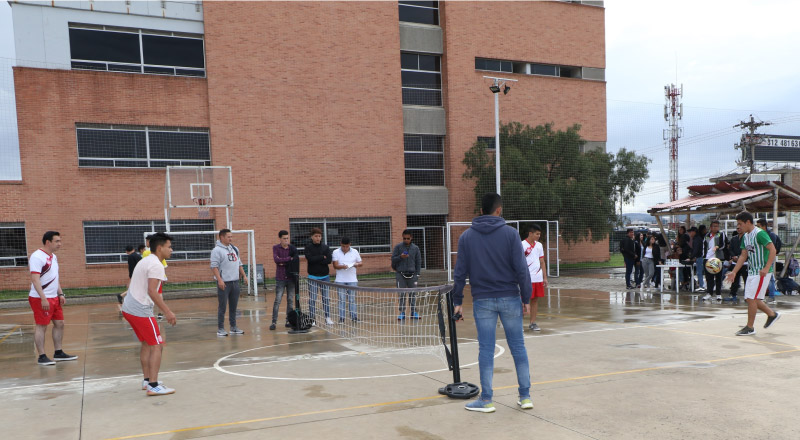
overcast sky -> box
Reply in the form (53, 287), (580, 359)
(2, 0), (800, 212)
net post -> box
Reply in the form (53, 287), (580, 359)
(438, 289), (479, 399)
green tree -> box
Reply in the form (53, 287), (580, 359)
(462, 122), (617, 243)
(610, 147), (651, 222)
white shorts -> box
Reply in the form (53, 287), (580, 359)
(744, 273), (772, 300)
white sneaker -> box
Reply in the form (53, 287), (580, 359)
(701, 294), (711, 300)
(142, 380), (163, 390)
(716, 295), (722, 301)
(147, 384), (175, 396)
(325, 317), (334, 325)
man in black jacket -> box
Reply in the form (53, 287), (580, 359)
(391, 229), (423, 320)
(305, 227), (333, 325)
(620, 229), (636, 289)
(690, 227), (706, 292)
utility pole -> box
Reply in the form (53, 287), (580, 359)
(734, 114), (772, 175)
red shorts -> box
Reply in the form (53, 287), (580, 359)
(29, 297), (63, 325)
(531, 282), (545, 298)
(122, 312), (164, 346)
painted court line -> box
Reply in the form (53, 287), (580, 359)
(0, 325), (21, 344)
(104, 347), (800, 440)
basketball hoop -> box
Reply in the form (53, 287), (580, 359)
(193, 197), (212, 218)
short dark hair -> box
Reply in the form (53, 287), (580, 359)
(710, 220), (720, 226)
(736, 211), (754, 224)
(481, 193), (502, 216)
(528, 224), (541, 235)
(137, 244), (146, 252)
(125, 245), (134, 252)
(340, 236), (351, 245)
(626, 228), (634, 233)
(679, 226), (686, 232)
(219, 228), (232, 237)
(278, 230), (289, 238)
(149, 232), (173, 253)
(756, 218), (767, 226)
(42, 231), (60, 245)
(688, 226), (698, 232)
(402, 229), (413, 237)
(310, 227), (323, 236)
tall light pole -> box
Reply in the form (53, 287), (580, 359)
(484, 76), (517, 195)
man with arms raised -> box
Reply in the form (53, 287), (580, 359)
(453, 193), (532, 413)
(121, 232), (177, 395)
(29, 231), (78, 366)
(725, 212), (781, 336)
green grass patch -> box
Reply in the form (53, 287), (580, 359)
(561, 253), (624, 270)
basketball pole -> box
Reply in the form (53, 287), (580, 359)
(438, 290), (479, 399)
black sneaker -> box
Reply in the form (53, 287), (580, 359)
(38, 355), (55, 366)
(764, 311), (781, 329)
(157, 313), (164, 321)
(269, 323), (276, 330)
(735, 326), (756, 336)
(54, 351), (78, 361)
(285, 321), (291, 328)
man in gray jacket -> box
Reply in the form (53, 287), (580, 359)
(210, 229), (249, 336)
(391, 229), (422, 320)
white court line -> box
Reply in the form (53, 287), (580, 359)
(2, 312), (795, 391)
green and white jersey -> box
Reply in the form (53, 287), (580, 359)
(741, 226), (773, 276)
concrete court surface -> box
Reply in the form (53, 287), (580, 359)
(1, 283), (799, 440)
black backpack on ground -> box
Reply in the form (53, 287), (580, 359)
(287, 309), (313, 330)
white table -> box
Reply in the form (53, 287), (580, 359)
(657, 263), (695, 294)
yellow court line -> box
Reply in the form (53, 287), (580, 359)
(0, 325), (21, 344)
(104, 347), (800, 440)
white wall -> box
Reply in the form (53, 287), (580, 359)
(11, 1), (204, 68)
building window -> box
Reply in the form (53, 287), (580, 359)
(477, 136), (497, 150)
(69, 24), (205, 77)
(398, 1), (439, 25)
(401, 52), (442, 106)
(76, 124), (211, 168)
(290, 218), (392, 254)
(0, 223), (28, 268)
(475, 58), (513, 73)
(404, 134), (444, 186)
(83, 220), (215, 264)
(475, 57), (594, 80)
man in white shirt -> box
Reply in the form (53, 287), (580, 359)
(121, 232), (177, 396)
(29, 231), (78, 366)
(522, 225), (548, 331)
(332, 237), (362, 323)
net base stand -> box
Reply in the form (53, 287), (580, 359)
(288, 328), (310, 334)
(438, 382), (479, 399)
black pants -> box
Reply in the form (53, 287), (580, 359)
(704, 269), (723, 295)
(624, 257), (635, 287)
(217, 281), (241, 329)
(730, 270), (748, 297)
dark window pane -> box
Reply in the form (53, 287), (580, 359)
(71, 61), (107, 71)
(420, 135), (444, 152)
(398, 5), (438, 25)
(142, 35), (205, 69)
(79, 159), (114, 167)
(405, 170), (444, 186)
(401, 53), (418, 70)
(531, 64), (558, 76)
(108, 64), (142, 73)
(402, 88), (442, 106)
(144, 66), (175, 75)
(405, 152), (443, 170)
(401, 71), (441, 89)
(326, 221), (391, 249)
(501, 61), (513, 72)
(478, 136), (497, 149)
(149, 160), (181, 168)
(77, 129), (147, 159)
(399, 1), (438, 7)
(83, 220), (213, 263)
(175, 69), (205, 77)
(69, 29), (141, 64)
(404, 134), (421, 151)
(418, 55), (440, 72)
(0, 226), (27, 258)
(114, 160), (149, 168)
(148, 131), (210, 160)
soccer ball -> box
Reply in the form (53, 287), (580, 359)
(705, 258), (722, 274)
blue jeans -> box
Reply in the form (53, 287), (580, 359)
(308, 276), (331, 318)
(336, 281), (358, 321)
(767, 277), (777, 297)
(472, 297), (531, 402)
(624, 257), (635, 287)
(694, 258), (705, 288)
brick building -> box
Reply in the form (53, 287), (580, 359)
(0, 0), (607, 290)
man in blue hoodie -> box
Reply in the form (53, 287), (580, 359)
(453, 193), (533, 413)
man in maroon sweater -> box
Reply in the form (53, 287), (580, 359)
(270, 230), (296, 330)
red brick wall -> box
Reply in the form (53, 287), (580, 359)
(1, 68), (210, 289)
(202, 1), (407, 278)
(441, 1), (607, 263)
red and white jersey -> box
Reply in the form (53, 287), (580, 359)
(29, 249), (59, 298)
(522, 239), (545, 283)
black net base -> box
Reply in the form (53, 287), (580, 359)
(438, 382), (479, 399)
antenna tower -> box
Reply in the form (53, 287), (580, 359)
(664, 84), (683, 202)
